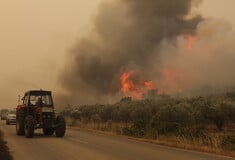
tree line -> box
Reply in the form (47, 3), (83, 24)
(60, 94), (235, 151)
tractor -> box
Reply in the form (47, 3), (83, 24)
(16, 90), (66, 138)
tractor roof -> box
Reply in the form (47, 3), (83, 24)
(25, 90), (52, 96)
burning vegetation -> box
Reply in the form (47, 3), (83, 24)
(58, 1), (235, 154)
(120, 71), (155, 99)
(60, 0), (235, 104)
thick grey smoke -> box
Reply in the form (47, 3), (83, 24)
(60, 0), (203, 104)
(160, 19), (235, 96)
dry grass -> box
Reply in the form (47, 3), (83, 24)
(66, 117), (130, 134)
(66, 118), (235, 158)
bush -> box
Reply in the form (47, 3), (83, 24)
(122, 127), (134, 136)
(71, 110), (81, 120)
(60, 94), (235, 141)
(151, 118), (180, 135)
(122, 119), (149, 137)
(154, 104), (192, 126)
(221, 135), (235, 151)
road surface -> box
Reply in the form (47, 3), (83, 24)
(0, 121), (233, 160)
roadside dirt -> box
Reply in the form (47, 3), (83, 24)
(0, 130), (13, 160)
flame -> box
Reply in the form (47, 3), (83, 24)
(120, 71), (155, 99)
(120, 68), (191, 98)
(120, 71), (141, 99)
(184, 34), (196, 50)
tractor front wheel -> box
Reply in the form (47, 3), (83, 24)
(55, 116), (66, 137)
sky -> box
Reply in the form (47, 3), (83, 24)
(0, 0), (235, 108)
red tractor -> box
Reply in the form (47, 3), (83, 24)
(16, 90), (66, 138)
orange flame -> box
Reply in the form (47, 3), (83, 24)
(120, 71), (155, 99)
(184, 34), (196, 50)
(120, 71), (141, 99)
(120, 68), (191, 98)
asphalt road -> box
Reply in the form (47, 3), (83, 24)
(0, 121), (233, 160)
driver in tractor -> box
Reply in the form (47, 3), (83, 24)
(35, 97), (41, 106)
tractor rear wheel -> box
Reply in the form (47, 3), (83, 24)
(16, 118), (25, 135)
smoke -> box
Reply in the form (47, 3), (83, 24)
(160, 18), (235, 96)
(59, 0), (207, 104)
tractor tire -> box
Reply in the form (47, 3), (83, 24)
(16, 117), (25, 135)
(55, 115), (66, 137)
(16, 110), (25, 136)
(24, 115), (35, 138)
(43, 128), (54, 135)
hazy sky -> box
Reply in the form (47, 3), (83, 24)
(0, 0), (234, 108)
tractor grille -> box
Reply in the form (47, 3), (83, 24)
(42, 112), (54, 128)
(43, 119), (54, 128)
(42, 112), (53, 119)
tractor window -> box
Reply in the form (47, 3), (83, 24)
(29, 95), (53, 106)
(42, 95), (53, 106)
(23, 95), (29, 105)
(29, 95), (39, 105)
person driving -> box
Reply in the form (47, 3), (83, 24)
(36, 97), (42, 106)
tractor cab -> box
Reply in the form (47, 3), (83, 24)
(16, 90), (66, 138)
(22, 90), (53, 107)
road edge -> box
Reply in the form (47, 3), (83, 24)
(0, 129), (13, 160)
(67, 126), (235, 159)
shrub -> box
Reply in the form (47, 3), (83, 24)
(122, 127), (134, 136)
(151, 118), (180, 135)
(221, 135), (235, 151)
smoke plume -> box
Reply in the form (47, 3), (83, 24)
(160, 19), (235, 96)
(60, 0), (235, 104)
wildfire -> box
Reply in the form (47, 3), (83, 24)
(119, 35), (196, 98)
(184, 34), (196, 50)
(120, 71), (140, 95)
(120, 69), (190, 98)
(120, 71), (155, 99)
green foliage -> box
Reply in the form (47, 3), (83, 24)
(122, 127), (134, 136)
(151, 120), (180, 135)
(60, 94), (235, 139)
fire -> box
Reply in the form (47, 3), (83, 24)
(120, 71), (140, 95)
(120, 71), (155, 99)
(184, 34), (196, 50)
(120, 68), (191, 99)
